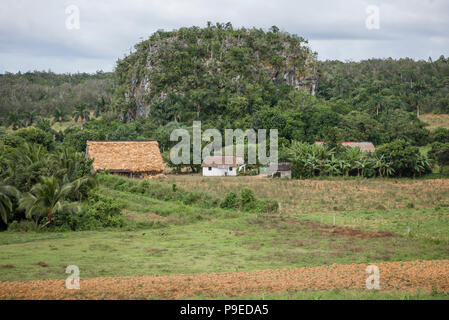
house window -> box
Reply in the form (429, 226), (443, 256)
(229, 167), (233, 171)
(208, 167), (212, 171)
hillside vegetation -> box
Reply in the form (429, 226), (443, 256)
(107, 24), (448, 149)
(318, 58), (449, 116)
(2, 25), (449, 177)
(113, 23), (318, 124)
(1, 24), (449, 151)
(0, 71), (113, 121)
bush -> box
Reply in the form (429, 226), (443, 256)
(63, 127), (105, 152)
(1, 134), (25, 148)
(14, 127), (54, 150)
(220, 188), (278, 213)
(376, 139), (431, 177)
(429, 142), (449, 170)
(53, 191), (126, 230)
(240, 188), (257, 211)
(82, 192), (125, 229)
(220, 192), (239, 210)
(430, 128), (449, 144)
(7, 220), (36, 232)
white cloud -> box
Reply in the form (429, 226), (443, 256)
(0, 0), (448, 73)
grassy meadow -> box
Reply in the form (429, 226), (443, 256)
(1, 174), (449, 299)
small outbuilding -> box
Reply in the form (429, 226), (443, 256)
(202, 156), (244, 177)
(86, 140), (165, 178)
(267, 162), (292, 179)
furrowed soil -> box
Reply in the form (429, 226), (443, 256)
(1, 260), (448, 300)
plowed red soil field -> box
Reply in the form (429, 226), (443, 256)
(1, 260), (448, 299)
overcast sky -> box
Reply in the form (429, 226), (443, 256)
(0, 0), (448, 73)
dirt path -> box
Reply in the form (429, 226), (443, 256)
(1, 260), (448, 299)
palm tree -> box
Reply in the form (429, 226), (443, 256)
(9, 143), (46, 167)
(23, 111), (37, 127)
(6, 111), (21, 130)
(53, 108), (67, 123)
(19, 176), (79, 231)
(94, 97), (106, 118)
(73, 104), (90, 123)
(0, 183), (20, 224)
(72, 175), (98, 201)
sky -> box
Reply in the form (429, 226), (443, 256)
(0, 0), (448, 73)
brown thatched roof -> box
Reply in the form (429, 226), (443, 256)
(202, 156), (244, 168)
(86, 141), (165, 173)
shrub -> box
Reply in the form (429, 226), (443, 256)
(430, 128), (449, 144)
(240, 188), (257, 211)
(63, 127), (105, 152)
(220, 192), (239, 210)
(376, 139), (431, 177)
(261, 199), (279, 213)
(181, 191), (202, 206)
(220, 188), (278, 213)
(429, 142), (449, 170)
(14, 127), (54, 150)
(1, 134), (25, 148)
(7, 220), (35, 232)
(54, 191), (126, 230)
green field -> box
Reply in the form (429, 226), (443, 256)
(1, 175), (449, 300)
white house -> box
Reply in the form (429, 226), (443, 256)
(201, 156), (244, 177)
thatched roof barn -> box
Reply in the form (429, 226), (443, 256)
(86, 141), (165, 177)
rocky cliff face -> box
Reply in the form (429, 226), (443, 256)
(114, 24), (318, 121)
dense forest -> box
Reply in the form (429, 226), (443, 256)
(0, 71), (113, 121)
(318, 58), (449, 115)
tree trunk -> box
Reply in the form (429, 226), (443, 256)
(35, 217), (40, 232)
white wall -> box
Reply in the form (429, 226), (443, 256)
(202, 167), (238, 176)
